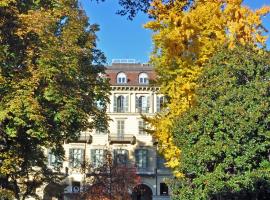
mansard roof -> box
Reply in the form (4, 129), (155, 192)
(105, 63), (156, 86)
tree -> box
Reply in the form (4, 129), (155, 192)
(0, 188), (15, 200)
(93, 0), (152, 20)
(142, 0), (270, 174)
(170, 45), (270, 199)
(81, 150), (141, 200)
(0, 0), (110, 199)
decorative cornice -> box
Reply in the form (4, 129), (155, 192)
(111, 85), (160, 91)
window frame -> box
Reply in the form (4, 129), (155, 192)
(157, 96), (166, 112)
(116, 95), (125, 112)
(48, 150), (62, 168)
(117, 120), (125, 138)
(138, 120), (147, 135)
(137, 95), (149, 113)
(69, 148), (84, 168)
(135, 149), (148, 169)
(91, 149), (105, 168)
(117, 72), (127, 84)
(138, 72), (149, 84)
(114, 149), (128, 166)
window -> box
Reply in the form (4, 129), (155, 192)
(48, 150), (62, 168)
(156, 96), (166, 112)
(135, 149), (148, 169)
(96, 99), (105, 110)
(117, 120), (125, 138)
(69, 148), (84, 168)
(138, 73), (149, 84)
(138, 121), (147, 135)
(95, 129), (106, 134)
(91, 149), (104, 168)
(160, 183), (169, 196)
(136, 96), (150, 113)
(157, 154), (166, 169)
(114, 95), (129, 112)
(114, 149), (128, 166)
(117, 95), (124, 112)
(117, 72), (127, 84)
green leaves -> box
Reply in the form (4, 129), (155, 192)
(172, 45), (270, 199)
(0, 0), (110, 198)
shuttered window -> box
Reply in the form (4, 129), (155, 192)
(114, 95), (129, 112)
(137, 95), (150, 113)
(157, 96), (166, 112)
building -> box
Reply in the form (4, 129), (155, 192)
(43, 60), (172, 200)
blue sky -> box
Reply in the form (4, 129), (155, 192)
(81, 0), (270, 65)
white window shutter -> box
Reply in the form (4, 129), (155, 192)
(113, 95), (117, 112)
(147, 96), (150, 112)
(157, 96), (160, 112)
(136, 96), (139, 109)
(124, 95), (129, 112)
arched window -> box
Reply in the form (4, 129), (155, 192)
(156, 96), (166, 112)
(113, 95), (129, 113)
(138, 73), (149, 84)
(136, 96), (150, 113)
(117, 72), (127, 84)
(117, 95), (125, 112)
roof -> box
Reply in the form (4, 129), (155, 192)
(105, 63), (156, 86)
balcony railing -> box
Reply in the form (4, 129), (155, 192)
(136, 167), (155, 175)
(65, 134), (92, 144)
(109, 134), (136, 145)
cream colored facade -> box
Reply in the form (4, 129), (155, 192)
(43, 62), (172, 200)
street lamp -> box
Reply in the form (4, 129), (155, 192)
(153, 140), (158, 197)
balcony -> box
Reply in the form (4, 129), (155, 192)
(65, 134), (92, 144)
(136, 167), (155, 175)
(109, 134), (136, 145)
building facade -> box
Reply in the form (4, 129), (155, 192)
(43, 61), (171, 200)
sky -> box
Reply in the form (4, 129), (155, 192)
(80, 0), (270, 65)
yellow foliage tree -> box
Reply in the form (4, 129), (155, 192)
(145, 0), (270, 176)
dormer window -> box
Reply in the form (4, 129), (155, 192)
(117, 72), (127, 84)
(139, 73), (149, 84)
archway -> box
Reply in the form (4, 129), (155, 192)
(132, 184), (153, 200)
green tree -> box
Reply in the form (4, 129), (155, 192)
(171, 45), (270, 199)
(0, 0), (110, 199)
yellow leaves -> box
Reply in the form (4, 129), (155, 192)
(17, 9), (58, 39)
(256, 6), (270, 16)
(0, 0), (15, 7)
(146, 0), (270, 176)
(144, 21), (163, 31)
(0, 151), (22, 175)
